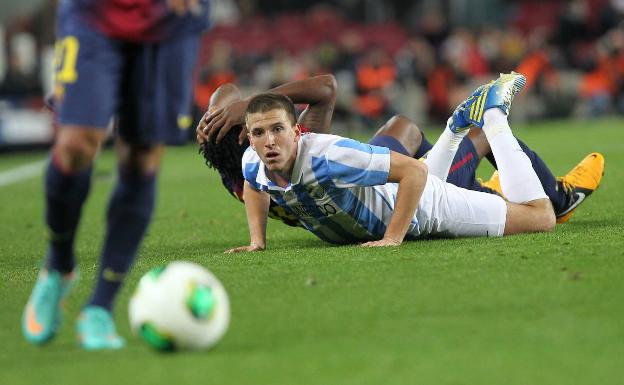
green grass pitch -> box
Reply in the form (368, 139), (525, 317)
(1, 118), (623, 385)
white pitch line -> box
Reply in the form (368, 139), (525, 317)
(0, 159), (46, 188)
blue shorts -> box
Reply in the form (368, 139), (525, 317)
(367, 135), (409, 156)
(54, 14), (200, 145)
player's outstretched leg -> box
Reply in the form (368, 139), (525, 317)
(463, 72), (543, 202)
(423, 88), (483, 180)
(462, 72), (555, 233)
(481, 151), (605, 223)
(23, 128), (104, 345)
(556, 152), (605, 223)
(77, 166), (157, 350)
(76, 142), (161, 350)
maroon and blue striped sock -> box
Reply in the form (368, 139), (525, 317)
(45, 154), (92, 274)
(88, 166), (157, 310)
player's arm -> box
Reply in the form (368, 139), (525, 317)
(362, 152), (428, 247)
(279, 74), (337, 134)
(204, 74), (338, 143)
(225, 181), (270, 253)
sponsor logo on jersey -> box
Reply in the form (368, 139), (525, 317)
(291, 202), (337, 218)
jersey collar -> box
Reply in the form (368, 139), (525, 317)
(289, 135), (306, 185)
(260, 135), (305, 192)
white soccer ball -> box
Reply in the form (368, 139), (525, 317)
(128, 261), (230, 351)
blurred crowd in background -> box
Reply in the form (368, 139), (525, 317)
(1, 0), (623, 146)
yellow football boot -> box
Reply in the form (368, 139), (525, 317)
(479, 170), (505, 199)
(556, 152), (605, 223)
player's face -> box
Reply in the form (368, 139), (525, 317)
(247, 109), (300, 176)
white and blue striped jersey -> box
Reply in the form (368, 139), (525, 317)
(242, 133), (455, 244)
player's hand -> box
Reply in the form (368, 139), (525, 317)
(166, 0), (200, 15)
(196, 109), (211, 144)
(203, 99), (249, 144)
(360, 238), (402, 247)
(224, 243), (265, 254)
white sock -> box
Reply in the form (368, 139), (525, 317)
(482, 109), (547, 203)
(424, 118), (468, 181)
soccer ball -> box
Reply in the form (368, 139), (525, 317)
(128, 261), (230, 351)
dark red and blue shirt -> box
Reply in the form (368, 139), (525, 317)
(58, 0), (210, 42)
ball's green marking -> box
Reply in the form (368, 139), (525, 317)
(186, 283), (215, 320)
(132, 265), (167, 298)
(139, 323), (175, 351)
(146, 265), (167, 280)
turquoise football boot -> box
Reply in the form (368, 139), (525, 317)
(22, 268), (78, 344)
(461, 72), (527, 128)
(76, 306), (125, 350)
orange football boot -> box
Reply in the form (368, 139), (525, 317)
(556, 152), (605, 223)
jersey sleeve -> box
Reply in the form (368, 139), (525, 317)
(241, 147), (263, 191)
(325, 138), (391, 188)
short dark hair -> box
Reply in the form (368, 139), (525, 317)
(245, 93), (297, 126)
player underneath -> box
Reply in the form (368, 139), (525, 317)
(228, 72), (558, 251)
(197, 76), (604, 229)
(198, 76), (338, 226)
(22, 0), (210, 350)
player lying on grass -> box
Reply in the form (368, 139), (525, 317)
(196, 75), (604, 228)
(225, 72), (562, 250)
